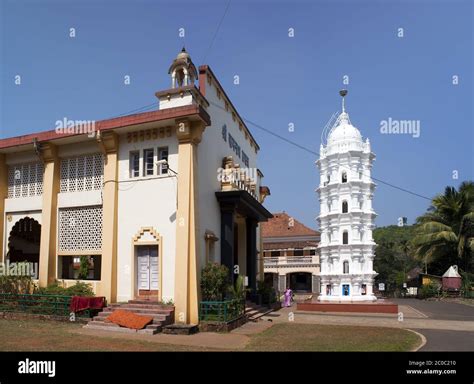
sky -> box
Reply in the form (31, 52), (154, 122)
(1, 0), (473, 229)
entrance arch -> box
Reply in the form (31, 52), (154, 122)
(7, 217), (41, 264)
(289, 272), (312, 292)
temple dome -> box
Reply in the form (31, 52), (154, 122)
(327, 112), (363, 144)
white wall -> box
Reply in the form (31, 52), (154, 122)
(116, 132), (178, 302)
(197, 78), (260, 271)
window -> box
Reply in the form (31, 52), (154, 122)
(341, 171), (347, 183)
(343, 260), (349, 274)
(130, 151), (140, 178)
(294, 249), (304, 257)
(222, 124), (227, 141)
(143, 149), (154, 176)
(58, 255), (101, 280)
(361, 284), (367, 295)
(342, 200), (348, 213)
(309, 249), (316, 256)
(8, 162), (44, 198)
(342, 231), (349, 245)
(271, 251), (280, 257)
(359, 172), (362, 180)
(158, 147), (169, 175)
(60, 153), (103, 192)
(58, 206), (103, 252)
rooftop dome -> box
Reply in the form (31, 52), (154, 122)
(176, 47), (190, 60)
(327, 112), (363, 144)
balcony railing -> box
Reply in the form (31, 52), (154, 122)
(263, 256), (318, 267)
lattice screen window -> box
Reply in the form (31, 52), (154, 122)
(7, 162), (44, 198)
(58, 206), (103, 252)
(60, 153), (104, 193)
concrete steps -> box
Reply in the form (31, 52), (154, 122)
(84, 300), (174, 335)
(245, 301), (275, 322)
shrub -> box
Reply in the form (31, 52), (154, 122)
(0, 274), (36, 295)
(36, 280), (94, 297)
(419, 281), (441, 299)
(200, 262), (230, 301)
(257, 280), (277, 304)
(227, 275), (247, 301)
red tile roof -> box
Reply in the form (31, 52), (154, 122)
(0, 104), (210, 151)
(261, 212), (319, 238)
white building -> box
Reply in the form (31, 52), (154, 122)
(0, 49), (272, 324)
(316, 91), (378, 302)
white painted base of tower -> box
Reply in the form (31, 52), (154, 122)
(317, 294), (377, 302)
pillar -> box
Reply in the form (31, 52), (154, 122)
(0, 154), (7, 262)
(174, 120), (205, 325)
(98, 132), (119, 303)
(38, 144), (60, 287)
(246, 218), (258, 292)
(220, 205), (235, 283)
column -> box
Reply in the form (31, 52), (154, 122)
(0, 154), (7, 262)
(98, 132), (119, 303)
(174, 120), (205, 325)
(38, 144), (60, 287)
(246, 218), (258, 293)
(220, 205), (235, 283)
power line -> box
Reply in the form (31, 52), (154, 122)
(205, 97), (432, 201)
(201, 0), (232, 64)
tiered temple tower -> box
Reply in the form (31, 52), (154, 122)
(317, 90), (378, 302)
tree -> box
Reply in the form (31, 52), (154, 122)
(374, 225), (419, 292)
(78, 256), (89, 280)
(412, 181), (474, 275)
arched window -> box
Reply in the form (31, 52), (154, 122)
(342, 231), (349, 244)
(341, 171), (347, 183)
(343, 261), (349, 274)
(342, 200), (348, 213)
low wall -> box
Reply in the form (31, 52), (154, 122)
(297, 302), (398, 314)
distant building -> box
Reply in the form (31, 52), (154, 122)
(261, 212), (320, 293)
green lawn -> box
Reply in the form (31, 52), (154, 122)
(0, 318), (421, 352)
(246, 323), (421, 351)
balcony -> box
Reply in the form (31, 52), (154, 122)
(264, 256), (319, 268)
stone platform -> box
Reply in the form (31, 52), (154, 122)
(297, 300), (398, 314)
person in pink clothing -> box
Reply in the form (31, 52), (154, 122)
(283, 287), (293, 307)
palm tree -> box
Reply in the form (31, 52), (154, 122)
(412, 181), (474, 274)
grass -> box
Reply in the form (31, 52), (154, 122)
(245, 323), (421, 351)
(0, 318), (421, 352)
(0, 319), (212, 351)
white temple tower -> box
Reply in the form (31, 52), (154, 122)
(317, 90), (378, 302)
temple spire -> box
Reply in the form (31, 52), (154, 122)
(340, 89), (348, 113)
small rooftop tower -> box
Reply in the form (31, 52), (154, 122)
(169, 47), (198, 88)
(156, 48), (208, 110)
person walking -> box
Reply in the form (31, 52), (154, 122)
(284, 287), (293, 307)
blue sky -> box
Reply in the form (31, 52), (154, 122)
(1, 0), (473, 229)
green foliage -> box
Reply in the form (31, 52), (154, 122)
(373, 225), (419, 292)
(418, 281), (441, 299)
(200, 262), (230, 301)
(460, 271), (474, 297)
(0, 274), (36, 294)
(412, 181), (474, 275)
(227, 275), (247, 301)
(36, 281), (94, 297)
(257, 280), (277, 304)
(78, 256), (89, 280)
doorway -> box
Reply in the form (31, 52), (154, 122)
(136, 245), (159, 296)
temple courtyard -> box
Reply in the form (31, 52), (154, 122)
(1, 299), (471, 352)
